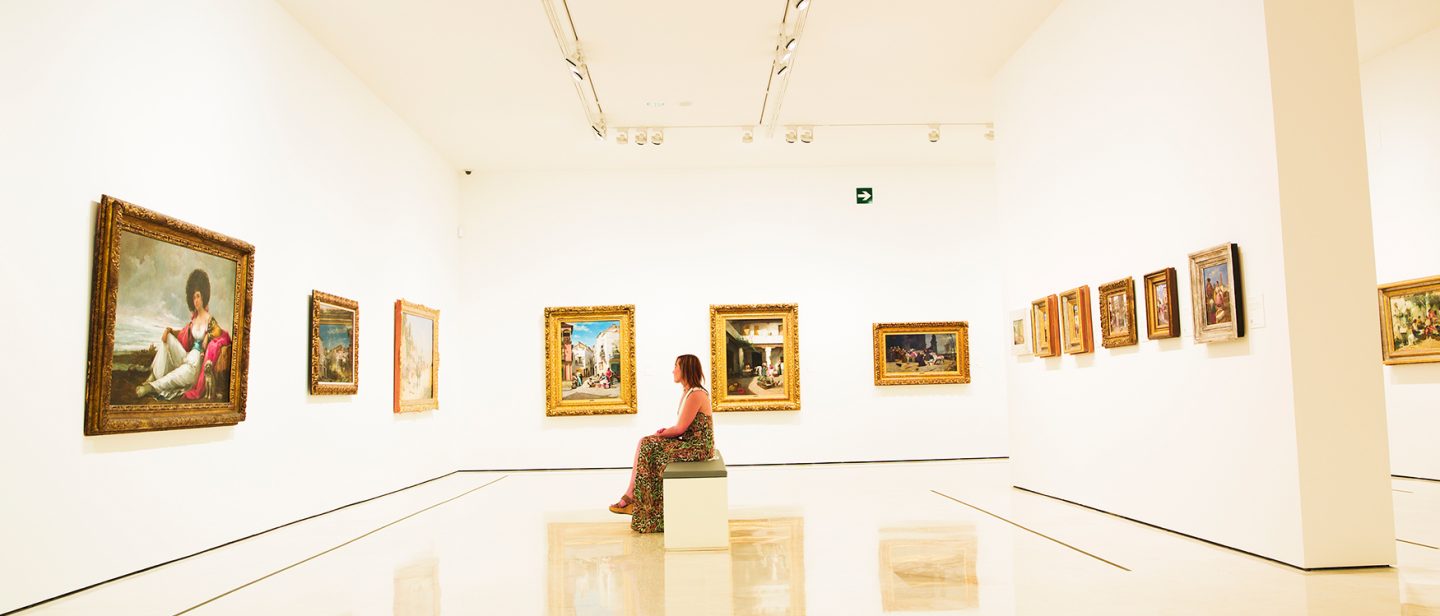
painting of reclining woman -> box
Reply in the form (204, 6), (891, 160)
(872, 322), (970, 386)
(85, 195), (254, 435)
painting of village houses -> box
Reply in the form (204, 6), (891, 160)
(545, 305), (637, 416)
(310, 291), (358, 395)
(710, 304), (800, 411)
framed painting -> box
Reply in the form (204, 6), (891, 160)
(710, 303), (800, 411)
(1031, 295), (1060, 358)
(1010, 309), (1031, 356)
(872, 322), (970, 386)
(1378, 274), (1440, 365)
(1189, 243), (1245, 343)
(1059, 285), (1094, 354)
(84, 195), (254, 435)
(1143, 267), (1181, 340)
(1098, 277), (1138, 348)
(394, 299), (439, 413)
(310, 291), (358, 395)
(544, 305), (637, 416)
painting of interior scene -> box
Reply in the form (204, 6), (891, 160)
(399, 312), (434, 401)
(315, 303), (355, 385)
(111, 230), (238, 405)
(1202, 263), (1234, 326)
(884, 332), (959, 374)
(1390, 289), (1440, 354)
(723, 318), (787, 398)
(559, 320), (622, 400)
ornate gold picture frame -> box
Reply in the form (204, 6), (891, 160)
(872, 322), (970, 386)
(710, 303), (800, 411)
(310, 291), (358, 395)
(394, 299), (439, 413)
(1378, 274), (1440, 365)
(544, 305), (637, 416)
(1097, 278), (1138, 348)
(84, 195), (254, 435)
(1059, 285), (1094, 354)
(1031, 295), (1060, 358)
(1143, 267), (1181, 340)
(1188, 243), (1245, 343)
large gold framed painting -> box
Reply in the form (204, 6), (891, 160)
(1188, 243), (1245, 343)
(394, 299), (439, 413)
(84, 195), (254, 435)
(710, 303), (800, 411)
(1379, 275), (1440, 365)
(310, 291), (358, 395)
(872, 322), (970, 386)
(544, 305), (637, 416)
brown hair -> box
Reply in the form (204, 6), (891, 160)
(675, 354), (706, 390)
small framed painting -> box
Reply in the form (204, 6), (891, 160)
(544, 305), (637, 416)
(1189, 243), (1245, 343)
(710, 303), (800, 411)
(1010, 309), (1031, 356)
(1378, 274), (1440, 365)
(310, 291), (358, 395)
(1031, 295), (1060, 358)
(872, 322), (970, 386)
(1098, 278), (1138, 348)
(1059, 286), (1094, 355)
(1143, 268), (1181, 340)
(394, 299), (439, 413)
(84, 195), (254, 435)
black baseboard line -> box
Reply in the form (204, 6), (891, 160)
(455, 455), (1010, 474)
(3, 456), (1004, 615)
(1394, 474), (1440, 484)
(1012, 485), (1394, 573)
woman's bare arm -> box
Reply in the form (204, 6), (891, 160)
(656, 390), (708, 437)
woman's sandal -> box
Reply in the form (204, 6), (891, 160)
(608, 496), (635, 515)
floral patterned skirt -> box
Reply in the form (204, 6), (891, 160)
(631, 415), (714, 533)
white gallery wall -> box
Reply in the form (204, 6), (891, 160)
(0, 1), (466, 612)
(1361, 26), (1440, 482)
(456, 166), (1009, 470)
(994, 0), (1394, 569)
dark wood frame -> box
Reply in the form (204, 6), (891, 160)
(310, 290), (359, 395)
(84, 195), (254, 435)
(1143, 268), (1181, 340)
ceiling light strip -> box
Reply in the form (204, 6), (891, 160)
(756, 0), (812, 135)
(541, 0), (607, 137)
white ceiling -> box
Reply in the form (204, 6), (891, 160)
(275, 0), (1062, 170)
(275, 0), (1440, 172)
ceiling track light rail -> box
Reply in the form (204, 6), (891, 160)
(757, 0), (813, 137)
(542, 0), (608, 140)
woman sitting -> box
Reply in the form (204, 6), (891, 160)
(610, 354), (716, 533)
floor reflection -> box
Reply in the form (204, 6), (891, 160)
(393, 555), (440, 616)
(878, 524), (977, 612)
(546, 517), (806, 616)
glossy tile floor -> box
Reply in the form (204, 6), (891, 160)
(23, 460), (1440, 615)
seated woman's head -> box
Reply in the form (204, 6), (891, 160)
(672, 354), (705, 389)
(186, 269), (211, 314)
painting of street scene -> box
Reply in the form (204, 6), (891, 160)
(109, 230), (238, 406)
(1202, 264), (1234, 326)
(316, 304), (355, 384)
(399, 312), (434, 401)
(1389, 289), (1440, 354)
(1106, 293), (1131, 337)
(560, 320), (622, 400)
(883, 333), (959, 375)
(723, 318), (787, 398)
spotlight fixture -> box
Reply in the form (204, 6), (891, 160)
(616, 130), (629, 145)
(650, 128), (664, 145)
(785, 38), (798, 52)
(796, 0), (810, 11)
(776, 65), (789, 77)
(565, 58), (584, 82)
(800, 127), (813, 143)
(634, 129), (648, 145)
(592, 125), (605, 141)
(781, 51), (793, 63)
(927, 125), (940, 143)
(742, 128), (754, 143)
(785, 127), (797, 143)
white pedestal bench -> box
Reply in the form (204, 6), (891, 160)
(662, 451), (729, 551)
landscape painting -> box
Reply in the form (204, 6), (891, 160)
(1379, 275), (1440, 365)
(394, 300), (439, 413)
(710, 304), (800, 411)
(85, 195), (254, 435)
(310, 291), (358, 395)
(872, 322), (970, 385)
(545, 305), (636, 416)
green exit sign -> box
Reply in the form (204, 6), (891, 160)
(856, 187), (873, 205)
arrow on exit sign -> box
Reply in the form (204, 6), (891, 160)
(856, 188), (873, 204)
